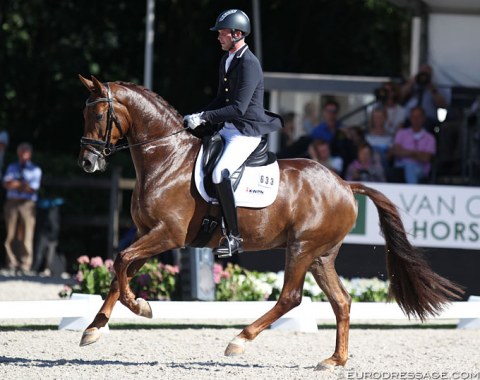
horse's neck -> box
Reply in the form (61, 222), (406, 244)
(124, 94), (199, 180)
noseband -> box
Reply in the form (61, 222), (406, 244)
(80, 82), (188, 158)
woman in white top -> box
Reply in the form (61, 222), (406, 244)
(366, 107), (393, 171)
(382, 81), (406, 137)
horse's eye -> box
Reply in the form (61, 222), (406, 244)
(95, 113), (104, 121)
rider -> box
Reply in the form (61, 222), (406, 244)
(184, 9), (283, 256)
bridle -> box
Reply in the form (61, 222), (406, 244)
(80, 82), (188, 157)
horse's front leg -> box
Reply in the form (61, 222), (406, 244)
(113, 249), (153, 318)
(111, 231), (178, 317)
(79, 258), (147, 346)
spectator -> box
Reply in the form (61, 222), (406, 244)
(32, 198), (64, 276)
(2, 142), (42, 275)
(0, 128), (9, 177)
(302, 101), (320, 135)
(390, 106), (436, 184)
(365, 106), (393, 170)
(400, 64), (449, 132)
(345, 143), (386, 182)
(311, 99), (356, 176)
(381, 81), (406, 136)
(280, 112), (296, 151)
(311, 99), (343, 143)
(308, 139), (343, 176)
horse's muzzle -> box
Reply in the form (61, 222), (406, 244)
(78, 150), (106, 173)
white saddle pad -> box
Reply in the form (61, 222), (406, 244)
(194, 145), (280, 208)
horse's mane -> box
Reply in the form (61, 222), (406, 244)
(116, 81), (183, 122)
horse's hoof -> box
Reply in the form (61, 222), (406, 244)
(136, 298), (153, 318)
(315, 356), (346, 371)
(79, 327), (101, 347)
(314, 362), (335, 372)
(224, 337), (246, 356)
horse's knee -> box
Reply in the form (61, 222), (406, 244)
(277, 293), (302, 312)
(113, 253), (130, 273)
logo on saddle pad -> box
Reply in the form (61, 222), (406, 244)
(194, 145), (280, 208)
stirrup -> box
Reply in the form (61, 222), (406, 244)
(214, 234), (244, 258)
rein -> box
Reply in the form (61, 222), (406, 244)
(81, 82), (188, 157)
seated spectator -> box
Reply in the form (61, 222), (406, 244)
(279, 112), (296, 151)
(345, 143), (385, 182)
(310, 99), (356, 176)
(308, 139), (343, 176)
(302, 101), (320, 135)
(311, 99), (343, 143)
(346, 125), (366, 147)
(389, 106), (436, 184)
(375, 81), (406, 136)
(365, 106), (393, 170)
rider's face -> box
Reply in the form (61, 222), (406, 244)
(217, 29), (233, 51)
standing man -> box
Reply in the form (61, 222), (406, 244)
(183, 9), (283, 256)
(3, 142), (42, 274)
(400, 64), (449, 132)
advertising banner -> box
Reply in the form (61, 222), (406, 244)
(345, 183), (480, 250)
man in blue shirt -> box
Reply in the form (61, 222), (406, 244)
(311, 100), (343, 142)
(3, 142), (42, 274)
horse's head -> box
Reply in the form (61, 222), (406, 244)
(78, 75), (128, 173)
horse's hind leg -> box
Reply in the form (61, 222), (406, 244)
(309, 245), (352, 370)
(224, 247), (312, 356)
(79, 258), (147, 347)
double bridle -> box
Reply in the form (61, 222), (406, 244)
(80, 82), (188, 157)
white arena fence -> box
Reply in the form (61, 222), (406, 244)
(0, 294), (479, 332)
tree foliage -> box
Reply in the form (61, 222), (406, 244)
(0, 0), (409, 155)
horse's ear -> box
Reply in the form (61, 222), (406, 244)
(79, 74), (94, 92)
(90, 75), (108, 97)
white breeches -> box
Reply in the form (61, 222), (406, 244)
(212, 125), (262, 184)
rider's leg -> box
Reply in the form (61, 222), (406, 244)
(212, 127), (261, 255)
(214, 170), (243, 256)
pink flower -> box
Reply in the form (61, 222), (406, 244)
(105, 259), (114, 272)
(90, 256), (104, 268)
(221, 271), (231, 280)
(75, 270), (84, 283)
(77, 255), (90, 265)
(213, 263), (223, 284)
(164, 264), (179, 275)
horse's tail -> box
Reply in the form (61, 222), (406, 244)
(350, 182), (464, 321)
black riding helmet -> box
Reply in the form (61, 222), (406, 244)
(210, 9), (251, 44)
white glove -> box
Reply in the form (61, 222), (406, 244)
(183, 112), (206, 130)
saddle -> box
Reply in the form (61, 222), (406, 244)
(201, 133), (276, 198)
(190, 131), (277, 248)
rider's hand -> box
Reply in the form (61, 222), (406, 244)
(183, 112), (206, 130)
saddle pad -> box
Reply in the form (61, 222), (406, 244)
(194, 146), (280, 208)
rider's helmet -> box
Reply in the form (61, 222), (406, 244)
(210, 9), (251, 40)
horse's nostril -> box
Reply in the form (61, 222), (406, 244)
(78, 158), (93, 171)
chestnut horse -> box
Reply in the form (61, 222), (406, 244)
(77, 76), (462, 370)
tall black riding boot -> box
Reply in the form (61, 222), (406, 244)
(213, 171), (243, 257)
